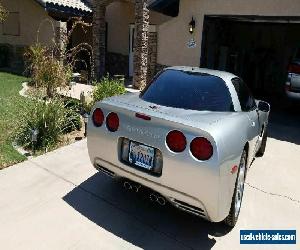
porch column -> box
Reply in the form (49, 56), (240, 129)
(133, 0), (149, 89)
(92, 1), (106, 81)
(55, 21), (67, 58)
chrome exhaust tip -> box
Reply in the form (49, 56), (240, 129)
(149, 193), (166, 206)
(157, 196), (166, 206)
(123, 181), (132, 190)
(149, 193), (158, 202)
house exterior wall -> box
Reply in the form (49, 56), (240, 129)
(0, 0), (60, 46)
(105, 1), (170, 56)
(104, 1), (170, 78)
(106, 1), (134, 56)
(0, 0), (62, 70)
(157, 0), (300, 67)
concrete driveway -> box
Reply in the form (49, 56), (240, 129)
(0, 118), (299, 250)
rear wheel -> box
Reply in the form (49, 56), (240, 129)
(224, 150), (247, 227)
(256, 129), (268, 157)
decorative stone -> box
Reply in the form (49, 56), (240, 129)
(92, 0), (152, 87)
(133, 0), (149, 89)
(147, 31), (158, 83)
(92, 1), (106, 81)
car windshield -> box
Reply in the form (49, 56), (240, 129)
(140, 69), (234, 112)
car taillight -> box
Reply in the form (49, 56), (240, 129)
(166, 130), (186, 153)
(190, 137), (213, 161)
(288, 63), (300, 74)
(92, 108), (104, 127)
(106, 112), (119, 132)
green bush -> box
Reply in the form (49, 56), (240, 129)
(16, 98), (81, 151)
(62, 98), (82, 133)
(24, 44), (72, 98)
(91, 75), (126, 107)
(64, 109), (82, 133)
(63, 97), (81, 113)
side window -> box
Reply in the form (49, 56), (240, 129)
(232, 78), (256, 111)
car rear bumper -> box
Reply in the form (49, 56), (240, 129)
(87, 130), (238, 223)
(94, 158), (208, 218)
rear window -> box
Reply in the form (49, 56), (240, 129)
(140, 69), (233, 112)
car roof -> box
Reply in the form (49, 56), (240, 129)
(164, 66), (238, 81)
(163, 66), (242, 111)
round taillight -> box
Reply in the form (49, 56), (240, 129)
(106, 112), (119, 132)
(190, 137), (213, 161)
(166, 130), (186, 153)
(92, 108), (104, 127)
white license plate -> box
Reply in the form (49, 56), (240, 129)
(128, 142), (155, 170)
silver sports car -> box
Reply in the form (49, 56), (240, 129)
(87, 67), (270, 227)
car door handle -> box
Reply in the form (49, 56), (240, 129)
(251, 121), (256, 127)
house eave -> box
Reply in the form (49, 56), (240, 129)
(148, 0), (180, 17)
(34, 0), (92, 20)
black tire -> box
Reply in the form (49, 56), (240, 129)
(224, 150), (247, 227)
(256, 130), (268, 157)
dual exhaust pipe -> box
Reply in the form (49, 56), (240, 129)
(149, 193), (166, 206)
(123, 181), (141, 193)
(123, 180), (166, 206)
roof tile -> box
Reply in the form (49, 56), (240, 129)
(39, 0), (92, 13)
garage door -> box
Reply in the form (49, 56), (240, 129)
(200, 15), (300, 99)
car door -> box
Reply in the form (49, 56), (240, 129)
(247, 106), (260, 156)
(232, 78), (260, 159)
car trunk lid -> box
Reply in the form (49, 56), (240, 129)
(101, 93), (237, 131)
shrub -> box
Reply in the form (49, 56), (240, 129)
(91, 75), (126, 107)
(63, 97), (81, 113)
(25, 44), (72, 98)
(16, 98), (81, 151)
(62, 97), (82, 133)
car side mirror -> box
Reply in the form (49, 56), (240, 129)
(258, 101), (270, 112)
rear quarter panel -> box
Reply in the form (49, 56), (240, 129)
(209, 112), (252, 220)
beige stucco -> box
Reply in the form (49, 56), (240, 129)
(0, 0), (60, 46)
(157, 0), (300, 67)
(105, 1), (171, 56)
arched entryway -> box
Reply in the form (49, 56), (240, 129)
(92, 0), (150, 89)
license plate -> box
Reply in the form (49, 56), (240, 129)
(128, 141), (155, 170)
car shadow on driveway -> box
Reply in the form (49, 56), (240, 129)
(63, 173), (231, 250)
(268, 108), (300, 145)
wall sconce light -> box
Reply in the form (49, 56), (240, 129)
(189, 17), (196, 34)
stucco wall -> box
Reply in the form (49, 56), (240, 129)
(105, 1), (171, 56)
(0, 0), (60, 46)
(157, 0), (300, 67)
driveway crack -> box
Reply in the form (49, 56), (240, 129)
(245, 182), (300, 204)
